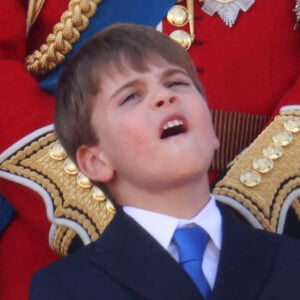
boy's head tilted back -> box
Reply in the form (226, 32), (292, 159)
(55, 23), (219, 213)
(55, 23), (204, 165)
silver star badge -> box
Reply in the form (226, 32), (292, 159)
(201, 0), (255, 27)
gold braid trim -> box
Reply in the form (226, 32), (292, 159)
(25, 0), (101, 77)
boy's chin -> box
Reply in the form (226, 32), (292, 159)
(168, 160), (211, 180)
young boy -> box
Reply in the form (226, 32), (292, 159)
(30, 24), (300, 300)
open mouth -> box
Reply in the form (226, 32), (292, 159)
(160, 119), (187, 139)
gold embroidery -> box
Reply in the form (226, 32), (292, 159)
(0, 131), (115, 256)
(213, 110), (300, 232)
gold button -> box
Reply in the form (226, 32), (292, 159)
(283, 116), (300, 133)
(49, 142), (67, 161)
(169, 30), (192, 50)
(63, 158), (78, 175)
(167, 5), (189, 27)
(240, 171), (261, 187)
(262, 144), (283, 160)
(252, 157), (274, 173)
(91, 186), (106, 202)
(272, 131), (293, 146)
(105, 200), (116, 213)
(77, 172), (92, 188)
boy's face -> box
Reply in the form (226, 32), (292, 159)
(85, 59), (219, 197)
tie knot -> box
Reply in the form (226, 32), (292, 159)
(173, 226), (209, 263)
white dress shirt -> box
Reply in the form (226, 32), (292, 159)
(123, 195), (222, 289)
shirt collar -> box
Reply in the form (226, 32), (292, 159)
(123, 195), (222, 252)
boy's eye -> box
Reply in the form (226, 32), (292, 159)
(120, 93), (139, 105)
(167, 80), (189, 88)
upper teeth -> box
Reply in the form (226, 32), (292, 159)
(163, 119), (183, 130)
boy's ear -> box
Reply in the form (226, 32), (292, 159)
(76, 145), (114, 183)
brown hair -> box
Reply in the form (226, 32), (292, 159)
(55, 23), (204, 181)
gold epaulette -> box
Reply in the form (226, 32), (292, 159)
(0, 126), (115, 256)
(213, 110), (300, 233)
(26, 0), (101, 77)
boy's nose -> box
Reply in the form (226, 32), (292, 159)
(152, 95), (177, 109)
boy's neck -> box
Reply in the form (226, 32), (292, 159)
(111, 175), (211, 219)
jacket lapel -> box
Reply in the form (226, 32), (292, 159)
(90, 209), (203, 300)
(212, 204), (276, 300)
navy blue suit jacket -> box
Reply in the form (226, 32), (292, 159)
(30, 203), (300, 299)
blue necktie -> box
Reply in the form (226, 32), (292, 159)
(173, 226), (211, 299)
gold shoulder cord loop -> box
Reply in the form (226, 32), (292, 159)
(26, 0), (101, 77)
(26, 0), (47, 35)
